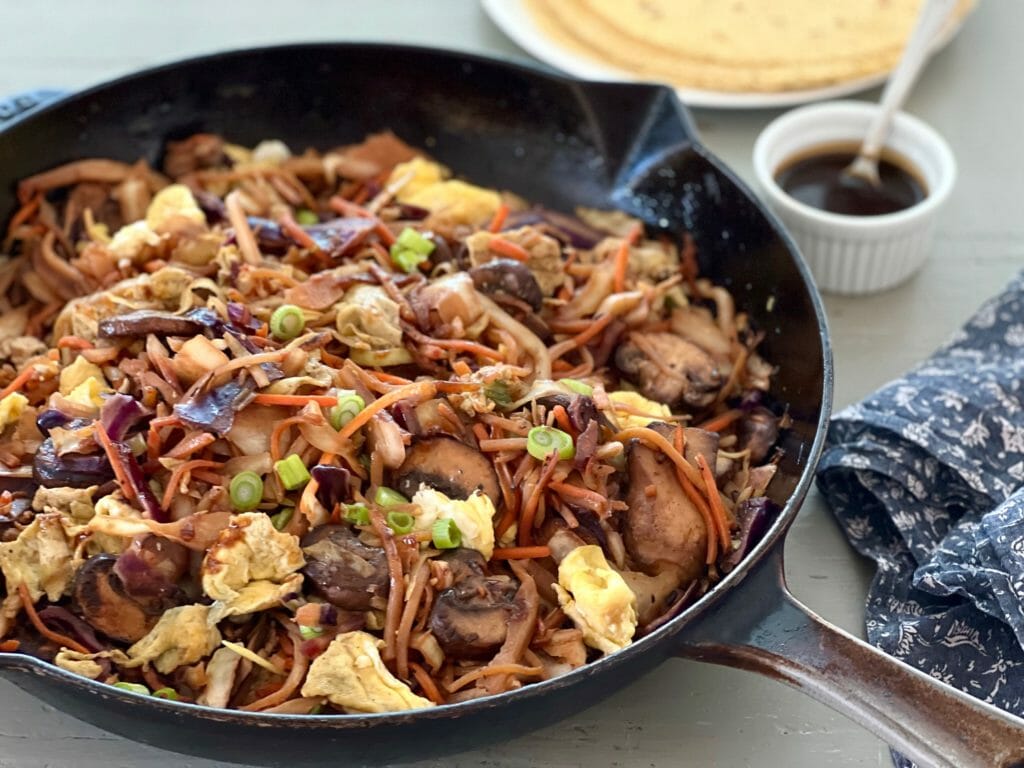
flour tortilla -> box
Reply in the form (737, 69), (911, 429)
(523, 0), (974, 93)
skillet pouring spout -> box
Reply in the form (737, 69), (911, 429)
(675, 545), (1024, 768)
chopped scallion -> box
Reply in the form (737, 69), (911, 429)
(229, 471), (264, 511)
(299, 625), (323, 640)
(152, 687), (180, 701)
(275, 454), (310, 490)
(113, 682), (149, 695)
(374, 486), (408, 507)
(390, 227), (436, 273)
(329, 390), (365, 430)
(526, 426), (575, 461)
(343, 503), (371, 526)
(269, 304), (306, 341)
(562, 378), (594, 396)
(295, 209), (319, 226)
(431, 518), (462, 549)
(271, 507), (294, 531)
(386, 510), (415, 535)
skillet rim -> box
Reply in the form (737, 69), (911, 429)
(0, 41), (834, 727)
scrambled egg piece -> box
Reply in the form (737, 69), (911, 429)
(0, 392), (27, 430)
(607, 390), (673, 430)
(411, 487), (496, 559)
(0, 514), (74, 602)
(32, 485), (96, 523)
(108, 220), (162, 260)
(66, 377), (110, 411)
(301, 631), (433, 713)
(145, 184), (206, 233)
(54, 648), (130, 680)
(554, 545), (637, 654)
(127, 604), (221, 674)
(208, 573), (304, 623)
(59, 357), (106, 396)
(202, 512), (305, 611)
(389, 157), (500, 226)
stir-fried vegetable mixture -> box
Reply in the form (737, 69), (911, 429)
(0, 131), (785, 712)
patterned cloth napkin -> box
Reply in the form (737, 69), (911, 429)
(815, 272), (1024, 767)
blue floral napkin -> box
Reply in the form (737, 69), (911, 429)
(816, 271), (1024, 766)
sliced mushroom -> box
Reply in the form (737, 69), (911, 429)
(615, 332), (721, 409)
(71, 555), (180, 644)
(468, 258), (543, 311)
(737, 407), (779, 464)
(392, 437), (500, 504)
(301, 525), (389, 611)
(623, 437), (708, 584)
(429, 549), (519, 659)
(97, 309), (207, 339)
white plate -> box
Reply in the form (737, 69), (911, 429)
(482, 0), (970, 110)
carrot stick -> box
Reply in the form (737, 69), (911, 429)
(0, 363), (39, 400)
(160, 459), (223, 510)
(7, 193), (40, 235)
(328, 195), (374, 219)
(492, 546), (551, 560)
(698, 408), (743, 433)
(337, 381), (437, 442)
(518, 453), (559, 546)
(613, 426), (705, 491)
(56, 336), (95, 350)
(375, 221), (396, 247)
(696, 453), (733, 553)
(409, 661), (446, 704)
(252, 393), (338, 407)
(612, 238), (630, 294)
(270, 416), (309, 462)
(17, 583), (90, 655)
(279, 211), (319, 251)
(674, 425), (717, 565)
(549, 313), (615, 361)
(0, 639), (19, 652)
(487, 202), (509, 233)
(94, 421), (136, 501)
(551, 405), (575, 436)
(488, 235), (530, 262)
(447, 663), (543, 693)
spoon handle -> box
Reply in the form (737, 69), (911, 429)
(860, 0), (959, 161)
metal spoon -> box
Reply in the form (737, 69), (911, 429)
(843, 0), (958, 187)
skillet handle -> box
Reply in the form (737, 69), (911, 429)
(0, 90), (65, 126)
(674, 546), (1024, 768)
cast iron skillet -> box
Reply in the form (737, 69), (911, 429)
(0, 45), (1020, 768)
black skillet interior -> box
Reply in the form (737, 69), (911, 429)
(0, 44), (828, 766)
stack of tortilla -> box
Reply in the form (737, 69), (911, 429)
(523, 0), (975, 93)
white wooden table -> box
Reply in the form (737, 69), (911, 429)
(1, 2), (1019, 766)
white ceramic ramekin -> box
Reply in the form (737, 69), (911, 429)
(752, 100), (956, 295)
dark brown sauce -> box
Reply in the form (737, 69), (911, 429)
(775, 141), (927, 217)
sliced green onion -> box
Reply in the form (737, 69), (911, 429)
(390, 245), (429, 273)
(431, 518), (462, 549)
(152, 687), (180, 701)
(329, 390), (365, 430)
(386, 510), (415, 535)
(343, 503), (370, 526)
(295, 209), (319, 226)
(269, 304), (306, 341)
(527, 426), (575, 461)
(275, 454), (311, 490)
(395, 227), (436, 255)
(309, 704), (324, 715)
(113, 682), (149, 695)
(374, 486), (408, 507)
(299, 625), (323, 640)
(562, 378), (594, 397)
(271, 508), (294, 531)
(229, 471), (264, 511)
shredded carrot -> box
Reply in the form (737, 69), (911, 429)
(369, 508), (405, 662)
(279, 210), (319, 251)
(239, 624), (309, 712)
(471, 423), (490, 445)
(698, 408), (743, 433)
(451, 360), (472, 377)
(547, 481), (609, 515)
(488, 235), (530, 262)
(613, 426), (705, 491)
(165, 431), (216, 460)
(328, 195), (373, 219)
(519, 453), (559, 546)
(0, 363), (39, 400)
(375, 221), (396, 247)
(56, 335), (94, 350)
(492, 546), (551, 560)
(0, 639), (19, 652)
(225, 190), (261, 265)
(447, 663), (543, 693)
(696, 453), (733, 553)
(549, 313), (615, 361)
(674, 426), (717, 564)
(6, 193), (41, 236)
(17, 583), (89, 655)
(487, 202), (509, 233)
(409, 661), (445, 704)
(252, 393), (338, 407)
(337, 381), (437, 442)
(551, 405), (575, 436)
(160, 459), (223, 510)
(612, 239), (630, 293)
(146, 426), (162, 462)
(270, 416), (309, 462)
(479, 437), (528, 453)
(94, 421), (136, 502)
(365, 370), (413, 386)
